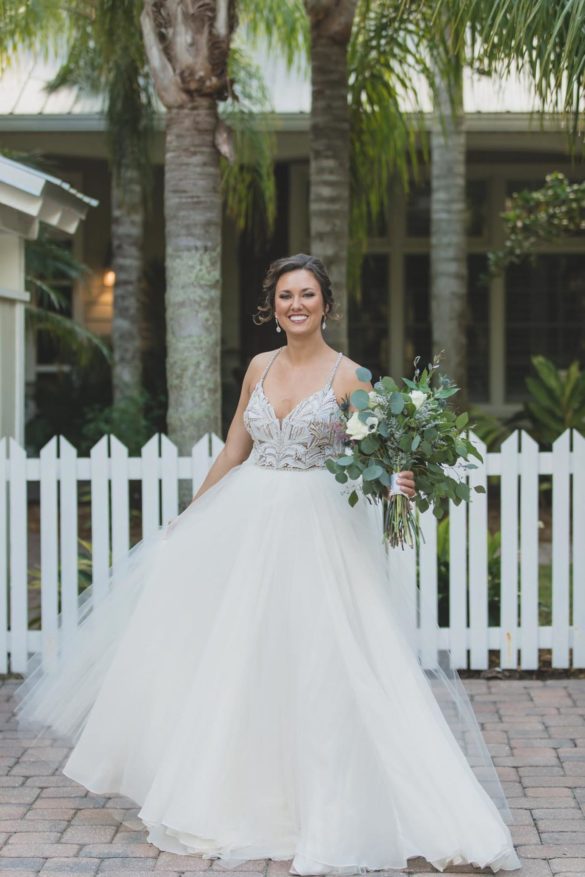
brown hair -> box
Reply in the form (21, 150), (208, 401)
(253, 253), (338, 325)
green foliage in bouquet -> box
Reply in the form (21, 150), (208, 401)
(325, 355), (485, 548)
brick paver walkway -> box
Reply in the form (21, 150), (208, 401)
(0, 679), (583, 877)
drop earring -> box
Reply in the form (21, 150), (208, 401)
(275, 317), (282, 333)
(321, 314), (327, 331)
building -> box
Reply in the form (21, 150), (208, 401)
(1, 52), (584, 439)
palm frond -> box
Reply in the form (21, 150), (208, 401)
(348, 0), (432, 288)
(238, 0), (309, 69)
(26, 233), (90, 282)
(220, 44), (277, 239)
(47, 0), (155, 179)
(0, 0), (71, 69)
(447, 0), (585, 138)
(26, 306), (111, 365)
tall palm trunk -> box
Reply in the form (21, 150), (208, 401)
(305, 0), (357, 353)
(111, 160), (144, 404)
(165, 100), (222, 448)
(141, 0), (236, 457)
(430, 64), (468, 409)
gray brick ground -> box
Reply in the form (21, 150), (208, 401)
(0, 679), (584, 875)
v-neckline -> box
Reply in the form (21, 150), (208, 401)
(256, 349), (343, 426)
(257, 382), (337, 427)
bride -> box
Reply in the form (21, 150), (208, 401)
(15, 253), (521, 875)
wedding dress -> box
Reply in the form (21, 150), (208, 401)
(15, 348), (521, 875)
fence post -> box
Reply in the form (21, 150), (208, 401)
(572, 430), (585, 667)
(552, 430), (570, 669)
(500, 432), (519, 669)
(90, 435), (110, 605)
(141, 434), (160, 539)
(0, 439), (7, 673)
(449, 496), (467, 668)
(8, 438), (27, 672)
(468, 432), (488, 670)
(520, 431), (539, 670)
(110, 436), (130, 569)
(40, 437), (59, 670)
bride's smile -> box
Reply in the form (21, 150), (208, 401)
(274, 267), (326, 335)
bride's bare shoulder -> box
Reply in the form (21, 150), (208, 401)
(336, 353), (373, 395)
(244, 349), (281, 389)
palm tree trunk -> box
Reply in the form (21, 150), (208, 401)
(111, 159), (143, 404)
(430, 66), (468, 409)
(308, 18), (353, 353)
(164, 98), (222, 455)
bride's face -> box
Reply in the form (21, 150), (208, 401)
(274, 269), (327, 337)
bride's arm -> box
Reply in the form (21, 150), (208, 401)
(188, 356), (264, 503)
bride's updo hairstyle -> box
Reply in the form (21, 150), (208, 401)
(253, 253), (338, 325)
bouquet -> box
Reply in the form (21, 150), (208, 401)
(325, 355), (484, 549)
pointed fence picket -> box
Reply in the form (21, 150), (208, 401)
(520, 432), (539, 671)
(469, 434), (489, 671)
(8, 438), (28, 673)
(500, 432), (519, 669)
(573, 431), (585, 666)
(552, 431), (571, 669)
(0, 440), (8, 673)
(0, 429), (584, 674)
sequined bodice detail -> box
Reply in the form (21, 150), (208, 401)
(244, 350), (344, 470)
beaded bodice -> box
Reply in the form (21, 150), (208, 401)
(243, 349), (345, 470)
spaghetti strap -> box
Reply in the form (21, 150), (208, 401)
(260, 348), (283, 386)
(326, 351), (344, 390)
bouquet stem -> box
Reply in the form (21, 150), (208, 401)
(383, 494), (418, 550)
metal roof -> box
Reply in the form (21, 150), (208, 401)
(0, 50), (545, 126)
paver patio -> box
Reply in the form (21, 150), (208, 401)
(0, 678), (583, 877)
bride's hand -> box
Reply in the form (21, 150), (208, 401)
(393, 470), (416, 499)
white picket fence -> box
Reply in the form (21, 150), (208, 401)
(0, 429), (583, 675)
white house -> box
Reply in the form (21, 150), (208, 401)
(0, 154), (96, 442)
(0, 53), (583, 436)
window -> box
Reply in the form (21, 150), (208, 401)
(31, 237), (75, 372)
(505, 254), (585, 400)
(405, 179), (488, 239)
(349, 255), (389, 380)
(404, 254), (489, 400)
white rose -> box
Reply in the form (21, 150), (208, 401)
(346, 411), (378, 441)
(410, 390), (427, 410)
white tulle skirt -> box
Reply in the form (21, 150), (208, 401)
(15, 459), (521, 874)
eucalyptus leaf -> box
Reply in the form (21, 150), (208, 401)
(355, 366), (372, 382)
(350, 389), (370, 410)
(348, 490), (359, 508)
(389, 392), (405, 414)
(360, 435), (379, 454)
(362, 463), (384, 481)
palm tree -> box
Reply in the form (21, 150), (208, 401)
(49, 0), (154, 407)
(140, 0), (237, 454)
(247, 0), (431, 348)
(303, 0), (358, 352)
(430, 47), (468, 407)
